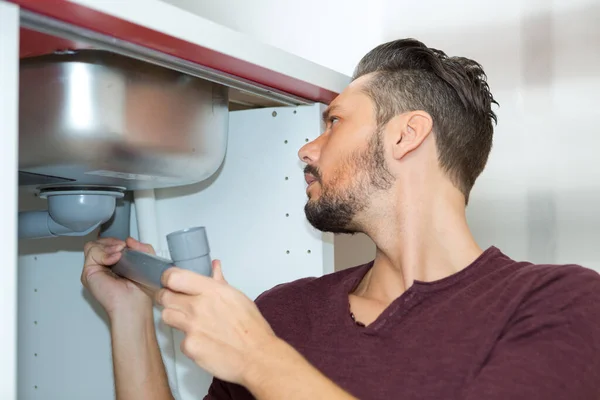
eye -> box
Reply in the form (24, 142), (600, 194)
(328, 116), (340, 128)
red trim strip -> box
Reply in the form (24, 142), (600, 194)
(12, 0), (339, 104)
(20, 28), (92, 58)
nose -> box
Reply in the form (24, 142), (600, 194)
(298, 135), (322, 164)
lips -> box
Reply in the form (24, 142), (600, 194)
(305, 174), (318, 185)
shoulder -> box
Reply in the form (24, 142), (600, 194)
(497, 255), (600, 327)
(480, 248), (600, 296)
(503, 258), (600, 299)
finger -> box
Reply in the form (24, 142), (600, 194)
(86, 237), (125, 250)
(125, 237), (156, 255)
(83, 242), (124, 269)
(180, 335), (203, 360)
(81, 241), (124, 287)
(81, 257), (122, 288)
(162, 308), (190, 332)
(162, 267), (213, 295)
(135, 282), (157, 299)
(211, 259), (227, 283)
(84, 240), (125, 259)
(83, 265), (120, 290)
(156, 288), (193, 315)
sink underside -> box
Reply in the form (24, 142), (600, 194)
(19, 51), (230, 190)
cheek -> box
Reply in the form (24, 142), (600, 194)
(321, 158), (357, 193)
(319, 133), (368, 190)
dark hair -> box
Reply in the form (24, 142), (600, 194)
(353, 38), (498, 203)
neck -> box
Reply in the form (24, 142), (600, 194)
(354, 181), (482, 304)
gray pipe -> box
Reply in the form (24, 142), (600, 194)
(19, 191), (121, 239)
(99, 192), (132, 241)
(112, 226), (211, 290)
(18, 211), (104, 239)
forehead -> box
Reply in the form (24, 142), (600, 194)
(326, 75), (375, 120)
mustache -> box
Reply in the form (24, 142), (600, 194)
(303, 164), (322, 181)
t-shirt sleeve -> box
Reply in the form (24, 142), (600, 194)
(462, 265), (600, 399)
(203, 378), (234, 400)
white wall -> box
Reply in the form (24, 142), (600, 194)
(381, 0), (600, 269)
(159, 0), (385, 76)
(337, 0), (600, 271)
(336, 0), (600, 270)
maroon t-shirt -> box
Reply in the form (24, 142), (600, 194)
(205, 246), (600, 399)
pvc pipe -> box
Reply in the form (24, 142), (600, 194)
(99, 193), (132, 241)
(112, 226), (211, 289)
(18, 192), (118, 239)
(18, 211), (55, 239)
(132, 189), (181, 399)
(19, 211), (102, 239)
(166, 227), (212, 276)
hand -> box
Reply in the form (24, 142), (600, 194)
(156, 261), (277, 384)
(81, 237), (156, 318)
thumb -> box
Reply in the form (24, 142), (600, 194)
(125, 237), (156, 255)
(211, 259), (227, 282)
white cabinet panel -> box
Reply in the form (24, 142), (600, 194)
(1, 2), (20, 399)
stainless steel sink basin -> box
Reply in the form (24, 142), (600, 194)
(19, 50), (229, 190)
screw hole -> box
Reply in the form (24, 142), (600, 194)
(34, 289), (37, 293)
(307, 250), (312, 254)
(284, 140), (288, 144)
(272, 111), (277, 117)
(305, 138), (309, 142)
(286, 250), (290, 254)
(293, 110), (297, 114)
(34, 386), (38, 389)
(285, 213), (289, 217)
(34, 256), (37, 261)
(34, 353), (37, 357)
(34, 321), (37, 325)
(285, 176), (289, 180)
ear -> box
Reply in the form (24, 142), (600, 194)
(388, 111), (433, 161)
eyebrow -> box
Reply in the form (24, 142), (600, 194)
(322, 105), (341, 124)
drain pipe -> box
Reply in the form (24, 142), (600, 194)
(99, 192), (132, 241)
(19, 187), (124, 239)
(133, 189), (181, 399)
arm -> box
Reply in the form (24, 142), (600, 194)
(81, 237), (174, 400)
(110, 308), (174, 400)
(243, 337), (357, 400)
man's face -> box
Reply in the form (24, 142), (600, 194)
(298, 77), (394, 234)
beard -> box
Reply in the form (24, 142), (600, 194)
(304, 129), (394, 234)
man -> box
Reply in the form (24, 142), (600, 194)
(81, 39), (600, 399)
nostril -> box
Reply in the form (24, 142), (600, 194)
(298, 138), (319, 164)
